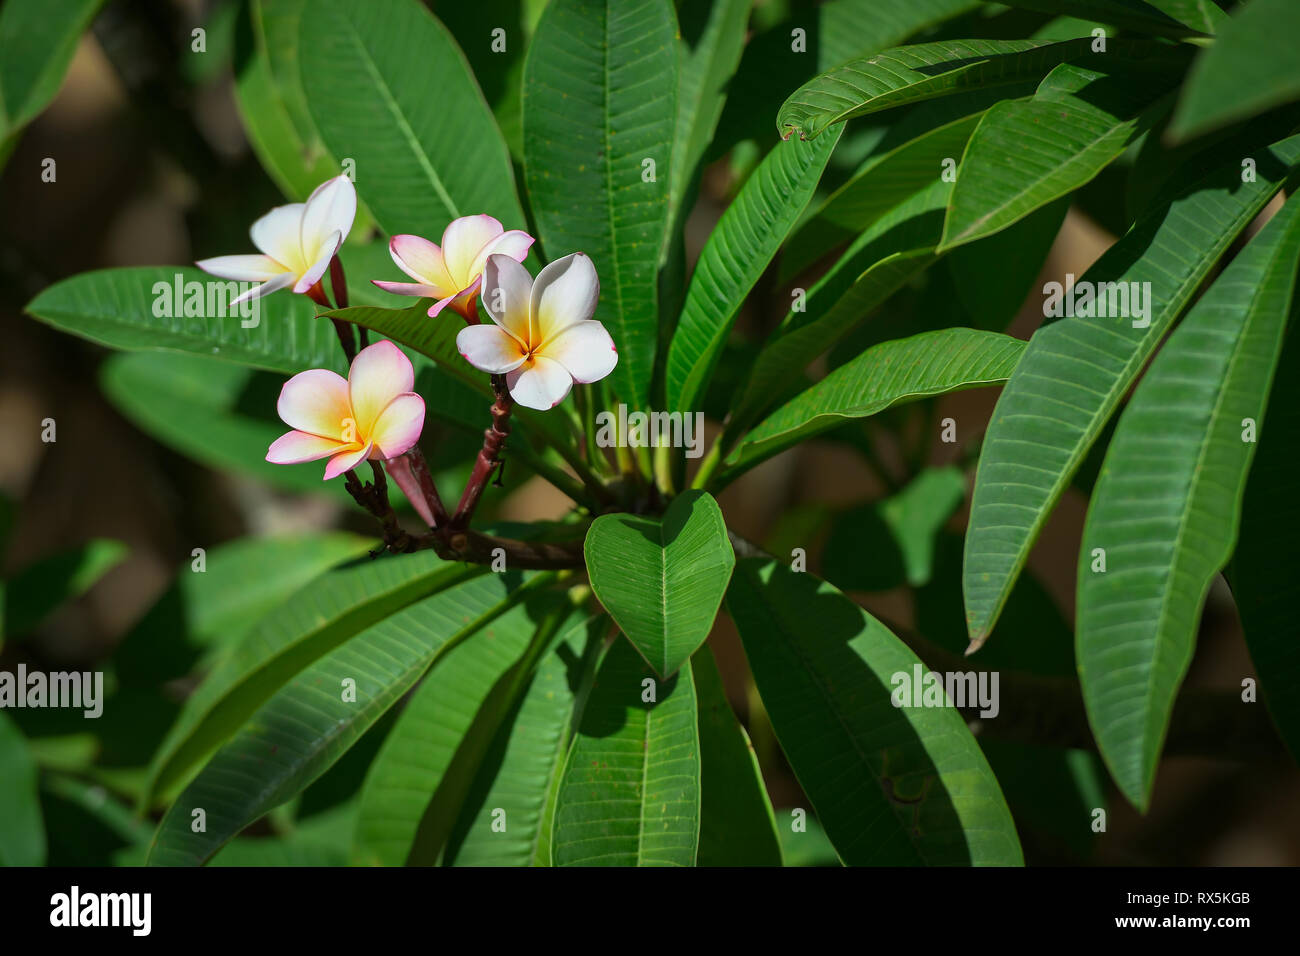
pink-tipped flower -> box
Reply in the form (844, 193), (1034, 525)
(456, 252), (617, 411)
(372, 214), (533, 320)
(266, 340), (426, 480)
(197, 175), (357, 306)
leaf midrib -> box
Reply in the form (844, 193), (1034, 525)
(336, 6), (459, 221)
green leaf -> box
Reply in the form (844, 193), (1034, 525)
(666, 132), (841, 416)
(782, 97), (1005, 282)
(693, 644), (782, 866)
(147, 571), (552, 865)
(939, 55), (1184, 251)
(522, 0), (678, 409)
(778, 37), (1092, 141)
(400, 599), (577, 866)
(4, 539), (127, 640)
(143, 553), (481, 807)
(716, 0), (980, 152)
(1170, 0), (1300, 141)
(233, 0), (343, 203)
(0, 0), (104, 162)
(1076, 193), (1300, 810)
(726, 559), (1022, 865)
(550, 636), (701, 866)
(946, 197), (1070, 331)
(881, 467), (968, 588)
(729, 189), (947, 436)
(352, 599), (575, 865)
(0, 711), (45, 866)
(299, 0), (524, 236)
(962, 127), (1300, 648)
(441, 615), (601, 866)
(727, 329), (1024, 476)
(115, 532), (373, 687)
(585, 490), (735, 679)
(996, 0), (1223, 36)
(368, 610), (601, 867)
(26, 266), (346, 375)
(100, 352), (335, 496)
(1234, 327), (1300, 761)
(670, 0), (751, 222)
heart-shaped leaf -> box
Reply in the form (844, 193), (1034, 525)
(585, 490), (734, 679)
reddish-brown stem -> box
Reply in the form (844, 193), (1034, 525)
(344, 453), (582, 569)
(330, 255), (367, 348)
(452, 375), (513, 528)
(403, 445), (449, 527)
(306, 278), (357, 363)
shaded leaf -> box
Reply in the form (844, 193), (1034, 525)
(778, 37), (1091, 141)
(551, 636), (701, 866)
(1171, 0), (1300, 141)
(726, 559), (1022, 865)
(143, 554), (481, 806)
(962, 127), (1300, 647)
(694, 644), (782, 866)
(147, 571), (553, 865)
(1076, 193), (1300, 809)
(4, 539), (127, 640)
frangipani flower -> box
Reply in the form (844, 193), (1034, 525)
(457, 252), (617, 410)
(267, 340), (425, 480)
(197, 175), (357, 305)
(373, 214), (533, 319)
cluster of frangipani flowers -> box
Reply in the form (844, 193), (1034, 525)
(197, 176), (618, 481)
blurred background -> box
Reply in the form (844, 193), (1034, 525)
(1, 0), (1296, 866)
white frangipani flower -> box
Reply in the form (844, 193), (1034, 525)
(456, 252), (617, 410)
(196, 175), (357, 305)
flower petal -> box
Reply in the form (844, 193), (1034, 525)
(370, 393), (425, 458)
(230, 272), (297, 307)
(471, 229), (534, 280)
(349, 339), (415, 435)
(442, 214), (504, 286)
(277, 368), (352, 439)
(249, 204), (307, 272)
(196, 254), (289, 282)
(538, 320), (618, 384)
(372, 279), (444, 299)
(323, 440), (373, 480)
(390, 234), (455, 292)
(530, 252), (599, 344)
(301, 176), (357, 262)
(481, 254), (533, 345)
(266, 430), (348, 464)
(429, 276), (481, 318)
(385, 453), (436, 527)
(292, 229), (341, 294)
(506, 356), (573, 410)
(456, 323), (528, 374)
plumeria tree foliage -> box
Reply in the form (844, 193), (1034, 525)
(9, 0), (1300, 867)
